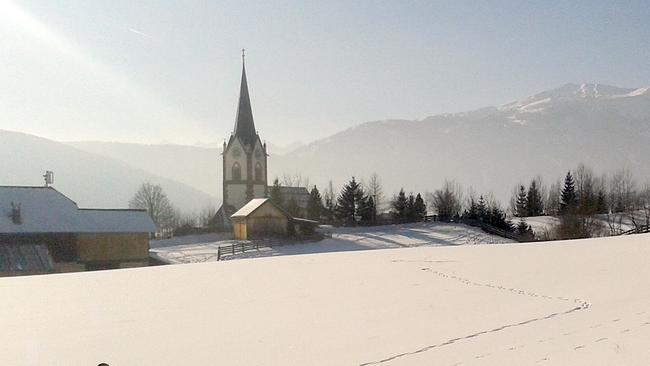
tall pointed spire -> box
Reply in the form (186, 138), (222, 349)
(233, 48), (257, 146)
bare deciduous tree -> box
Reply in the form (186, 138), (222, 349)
(428, 180), (463, 221)
(546, 179), (561, 216)
(199, 206), (217, 228)
(282, 173), (309, 188)
(365, 172), (384, 213)
(129, 182), (176, 231)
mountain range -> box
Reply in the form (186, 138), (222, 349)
(3, 83), (649, 213)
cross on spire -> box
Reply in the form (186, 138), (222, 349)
(241, 48), (245, 63)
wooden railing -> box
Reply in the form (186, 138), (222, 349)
(620, 224), (650, 236)
(217, 242), (262, 261)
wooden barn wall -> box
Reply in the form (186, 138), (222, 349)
(247, 204), (289, 238)
(76, 233), (149, 262)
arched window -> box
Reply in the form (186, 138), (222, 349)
(255, 162), (263, 181)
(232, 162), (241, 181)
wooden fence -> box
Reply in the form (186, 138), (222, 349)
(620, 224), (650, 236)
(217, 242), (262, 261)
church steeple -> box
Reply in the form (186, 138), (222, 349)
(233, 49), (257, 147)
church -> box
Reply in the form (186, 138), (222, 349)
(212, 52), (309, 230)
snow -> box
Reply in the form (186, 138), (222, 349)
(2, 233), (650, 365)
(0, 186), (155, 234)
(231, 198), (273, 217)
(523, 214), (641, 238)
(150, 222), (515, 263)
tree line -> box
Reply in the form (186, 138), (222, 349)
(131, 162), (650, 241)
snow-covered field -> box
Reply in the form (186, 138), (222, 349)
(524, 213), (641, 238)
(2, 233), (650, 365)
(150, 222), (514, 263)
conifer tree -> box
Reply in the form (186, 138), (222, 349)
(560, 171), (577, 214)
(413, 193), (426, 221)
(526, 180), (544, 216)
(358, 195), (376, 224)
(406, 194), (416, 222)
(477, 195), (487, 220)
(515, 185), (528, 217)
(596, 190), (608, 214)
(485, 206), (513, 232)
(392, 188), (408, 222)
(286, 197), (301, 217)
(516, 218), (532, 235)
(335, 177), (365, 225)
(306, 185), (324, 221)
(269, 178), (284, 207)
(464, 197), (478, 220)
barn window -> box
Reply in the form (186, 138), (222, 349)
(255, 162), (263, 181)
(232, 162), (241, 180)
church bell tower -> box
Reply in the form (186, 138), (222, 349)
(221, 50), (269, 213)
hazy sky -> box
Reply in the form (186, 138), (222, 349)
(1, 0), (649, 146)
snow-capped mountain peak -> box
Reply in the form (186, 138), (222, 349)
(499, 83), (647, 114)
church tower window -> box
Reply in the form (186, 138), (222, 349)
(255, 162), (263, 181)
(232, 162), (241, 181)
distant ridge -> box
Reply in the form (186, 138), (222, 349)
(0, 130), (216, 213)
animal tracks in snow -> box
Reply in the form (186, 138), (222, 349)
(359, 264), (592, 365)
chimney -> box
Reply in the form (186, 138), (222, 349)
(10, 202), (22, 225)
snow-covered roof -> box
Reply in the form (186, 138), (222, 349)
(231, 198), (290, 219)
(0, 186), (156, 234)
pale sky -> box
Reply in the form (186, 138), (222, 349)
(1, 0), (649, 146)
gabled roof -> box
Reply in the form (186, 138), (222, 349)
(275, 186), (310, 196)
(0, 186), (156, 234)
(233, 61), (257, 147)
(231, 198), (291, 219)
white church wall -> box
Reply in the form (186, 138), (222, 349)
(253, 184), (266, 198)
(226, 184), (248, 210)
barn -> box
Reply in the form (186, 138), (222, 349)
(0, 186), (156, 276)
(230, 198), (320, 240)
(231, 198), (290, 240)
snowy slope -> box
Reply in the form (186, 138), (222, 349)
(150, 222), (515, 263)
(2, 233), (650, 365)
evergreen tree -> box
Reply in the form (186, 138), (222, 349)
(515, 185), (528, 217)
(335, 177), (365, 225)
(464, 197), (478, 220)
(526, 180), (544, 216)
(596, 190), (608, 214)
(286, 197), (301, 217)
(391, 188), (408, 222)
(269, 178), (284, 207)
(358, 195), (376, 224)
(485, 206), (513, 232)
(560, 171), (577, 214)
(413, 193), (427, 221)
(516, 218), (532, 235)
(306, 185), (324, 221)
(477, 195), (487, 220)
(406, 194), (416, 222)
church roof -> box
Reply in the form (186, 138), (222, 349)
(233, 55), (257, 147)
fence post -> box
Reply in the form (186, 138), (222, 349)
(217, 246), (221, 261)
